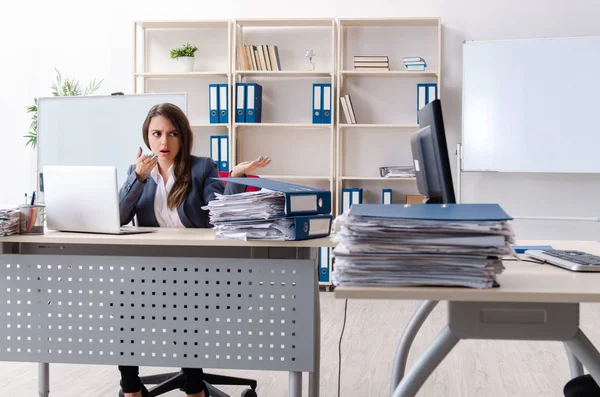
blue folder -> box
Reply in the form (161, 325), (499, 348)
(349, 203), (512, 222)
(235, 83), (246, 123)
(214, 177), (331, 216)
(287, 214), (333, 240)
(319, 247), (331, 282)
(245, 83), (262, 123)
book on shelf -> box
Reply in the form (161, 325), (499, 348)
(237, 45), (281, 71)
(340, 94), (357, 124)
(354, 55), (389, 71)
(403, 56), (427, 71)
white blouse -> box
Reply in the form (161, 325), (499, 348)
(149, 165), (185, 228)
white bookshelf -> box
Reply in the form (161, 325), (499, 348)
(336, 17), (441, 215)
(133, 17), (443, 287)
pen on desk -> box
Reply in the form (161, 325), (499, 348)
(31, 191), (36, 205)
(24, 193), (28, 205)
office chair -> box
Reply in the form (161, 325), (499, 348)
(118, 371), (258, 397)
(120, 172), (261, 397)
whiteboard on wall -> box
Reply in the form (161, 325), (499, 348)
(461, 36), (600, 173)
(37, 93), (187, 190)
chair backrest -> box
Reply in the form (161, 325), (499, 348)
(218, 171), (260, 192)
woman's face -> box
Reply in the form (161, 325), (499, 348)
(148, 115), (181, 164)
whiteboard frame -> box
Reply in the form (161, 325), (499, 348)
(36, 92), (188, 194)
(460, 36), (600, 174)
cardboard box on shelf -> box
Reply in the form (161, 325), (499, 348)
(406, 195), (425, 204)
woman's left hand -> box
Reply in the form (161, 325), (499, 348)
(231, 156), (271, 177)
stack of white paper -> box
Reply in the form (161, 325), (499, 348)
(213, 218), (295, 241)
(332, 212), (516, 289)
(202, 190), (285, 223)
(0, 208), (20, 236)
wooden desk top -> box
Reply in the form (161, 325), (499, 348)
(0, 228), (336, 248)
(335, 241), (600, 303)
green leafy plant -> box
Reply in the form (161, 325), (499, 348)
(170, 43), (199, 59)
(25, 68), (103, 148)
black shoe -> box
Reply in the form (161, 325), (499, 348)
(564, 374), (600, 397)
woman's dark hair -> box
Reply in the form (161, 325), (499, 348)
(142, 103), (193, 210)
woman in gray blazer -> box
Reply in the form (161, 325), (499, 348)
(118, 103), (270, 397)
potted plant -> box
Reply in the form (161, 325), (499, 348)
(170, 43), (198, 73)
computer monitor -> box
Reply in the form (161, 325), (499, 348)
(411, 100), (456, 204)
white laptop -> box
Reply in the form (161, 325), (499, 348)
(43, 165), (154, 235)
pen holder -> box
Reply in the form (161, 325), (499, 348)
(19, 204), (45, 235)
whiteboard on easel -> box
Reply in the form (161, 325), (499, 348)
(37, 93), (187, 190)
(461, 36), (600, 173)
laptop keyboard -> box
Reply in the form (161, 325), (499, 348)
(542, 250), (600, 266)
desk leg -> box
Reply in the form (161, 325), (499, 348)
(309, 260), (321, 397)
(391, 326), (459, 397)
(289, 371), (302, 397)
(38, 363), (49, 397)
(564, 329), (600, 385)
(390, 300), (439, 396)
(564, 343), (584, 378)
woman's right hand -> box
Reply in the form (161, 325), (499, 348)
(135, 147), (157, 182)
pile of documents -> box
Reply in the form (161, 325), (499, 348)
(331, 204), (516, 289)
(203, 178), (333, 241)
(0, 207), (20, 236)
(379, 166), (416, 178)
(403, 56), (427, 71)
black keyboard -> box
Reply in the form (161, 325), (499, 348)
(542, 250), (600, 266)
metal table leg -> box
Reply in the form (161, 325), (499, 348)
(390, 300), (439, 396)
(564, 343), (585, 378)
(564, 329), (600, 385)
(391, 326), (459, 397)
(309, 263), (321, 397)
(289, 371), (302, 397)
(39, 362), (50, 397)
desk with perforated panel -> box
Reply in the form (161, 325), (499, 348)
(0, 228), (334, 397)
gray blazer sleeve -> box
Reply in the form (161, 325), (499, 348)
(119, 164), (145, 225)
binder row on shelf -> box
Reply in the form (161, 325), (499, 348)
(341, 188), (363, 214)
(235, 83), (263, 123)
(203, 178), (333, 241)
(237, 45), (281, 71)
(312, 83), (332, 124)
(209, 84), (229, 124)
(417, 83), (438, 122)
(209, 135), (229, 172)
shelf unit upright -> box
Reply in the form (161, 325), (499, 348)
(336, 17), (442, 215)
(133, 20), (233, 160)
(232, 18), (337, 202)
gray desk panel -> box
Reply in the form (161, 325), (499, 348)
(0, 254), (315, 372)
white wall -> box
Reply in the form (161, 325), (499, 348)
(440, 0), (600, 240)
(0, 0), (439, 208)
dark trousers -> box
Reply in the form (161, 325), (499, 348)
(119, 365), (206, 394)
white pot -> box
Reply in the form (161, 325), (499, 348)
(177, 56), (195, 73)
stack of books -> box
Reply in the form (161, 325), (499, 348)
(237, 45), (281, 71)
(403, 56), (427, 71)
(331, 204), (516, 289)
(353, 56), (389, 71)
(0, 208), (20, 236)
(202, 178), (333, 241)
(339, 94), (357, 124)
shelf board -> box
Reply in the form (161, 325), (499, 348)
(190, 124), (229, 128)
(235, 123), (332, 129)
(236, 70), (332, 78)
(339, 17), (440, 27)
(341, 70), (438, 78)
(136, 20), (230, 29)
(340, 124), (419, 129)
(235, 18), (334, 27)
(135, 72), (229, 78)
(340, 176), (417, 181)
(258, 175), (332, 181)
